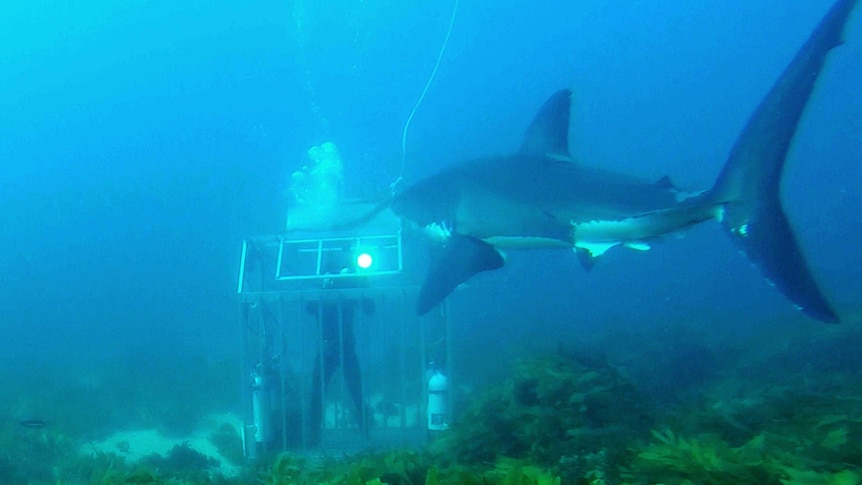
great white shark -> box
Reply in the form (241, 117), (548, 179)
(351, 0), (857, 322)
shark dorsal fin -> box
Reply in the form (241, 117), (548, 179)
(519, 89), (572, 158)
(655, 175), (675, 190)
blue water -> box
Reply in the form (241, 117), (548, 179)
(1, 0), (860, 396)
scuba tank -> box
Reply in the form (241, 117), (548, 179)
(246, 363), (271, 458)
(427, 367), (448, 431)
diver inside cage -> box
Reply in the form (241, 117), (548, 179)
(284, 142), (375, 443)
(307, 245), (376, 445)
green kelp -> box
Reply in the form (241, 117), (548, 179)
(257, 450), (431, 485)
(635, 428), (773, 482)
(633, 379), (862, 484)
(256, 452), (307, 485)
(208, 424), (244, 467)
(255, 450), (563, 485)
(480, 457), (562, 485)
(429, 354), (651, 483)
(0, 425), (80, 485)
(139, 443), (222, 483)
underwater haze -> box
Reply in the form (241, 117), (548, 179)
(1, 0), (861, 482)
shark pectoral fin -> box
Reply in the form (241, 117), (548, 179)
(575, 240), (651, 271)
(417, 235), (505, 315)
(575, 248), (599, 272)
(575, 241), (618, 258)
(624, 241), (651, 251)
(573, 242), (618, 272)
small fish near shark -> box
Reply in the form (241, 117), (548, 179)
(350, 0), (858, 322)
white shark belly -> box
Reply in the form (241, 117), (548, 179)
(482, 235), (571, 249)
(572, 205), (716, 256)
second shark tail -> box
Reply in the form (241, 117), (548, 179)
(708, 0), (857, 322)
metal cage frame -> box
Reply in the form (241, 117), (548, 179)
(237, 226), (450, 457)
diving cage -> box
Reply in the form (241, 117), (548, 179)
(236, 201), (450, 457)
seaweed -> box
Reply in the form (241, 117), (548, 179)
(252, 449), (563, 485)
(9, 323), (862, 485)
(428, 353), (650, 483)
(255, 452), (306, 484)
(632, 383), (862, 484)
(255, 450), (431, 485)
(138, 442), (222, 483)
(479, 458), (562, 485)
(0, 425), (82, 485)
(634, 428), (772, 483)
(208, 423), (244, 466)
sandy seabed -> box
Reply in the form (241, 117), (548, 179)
(80, 413), (244, 477)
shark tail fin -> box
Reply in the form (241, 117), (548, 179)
(708, 0), (856, 323)
(714, 199), (838, 322)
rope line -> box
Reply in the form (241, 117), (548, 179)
(396, 0), (460, 192)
